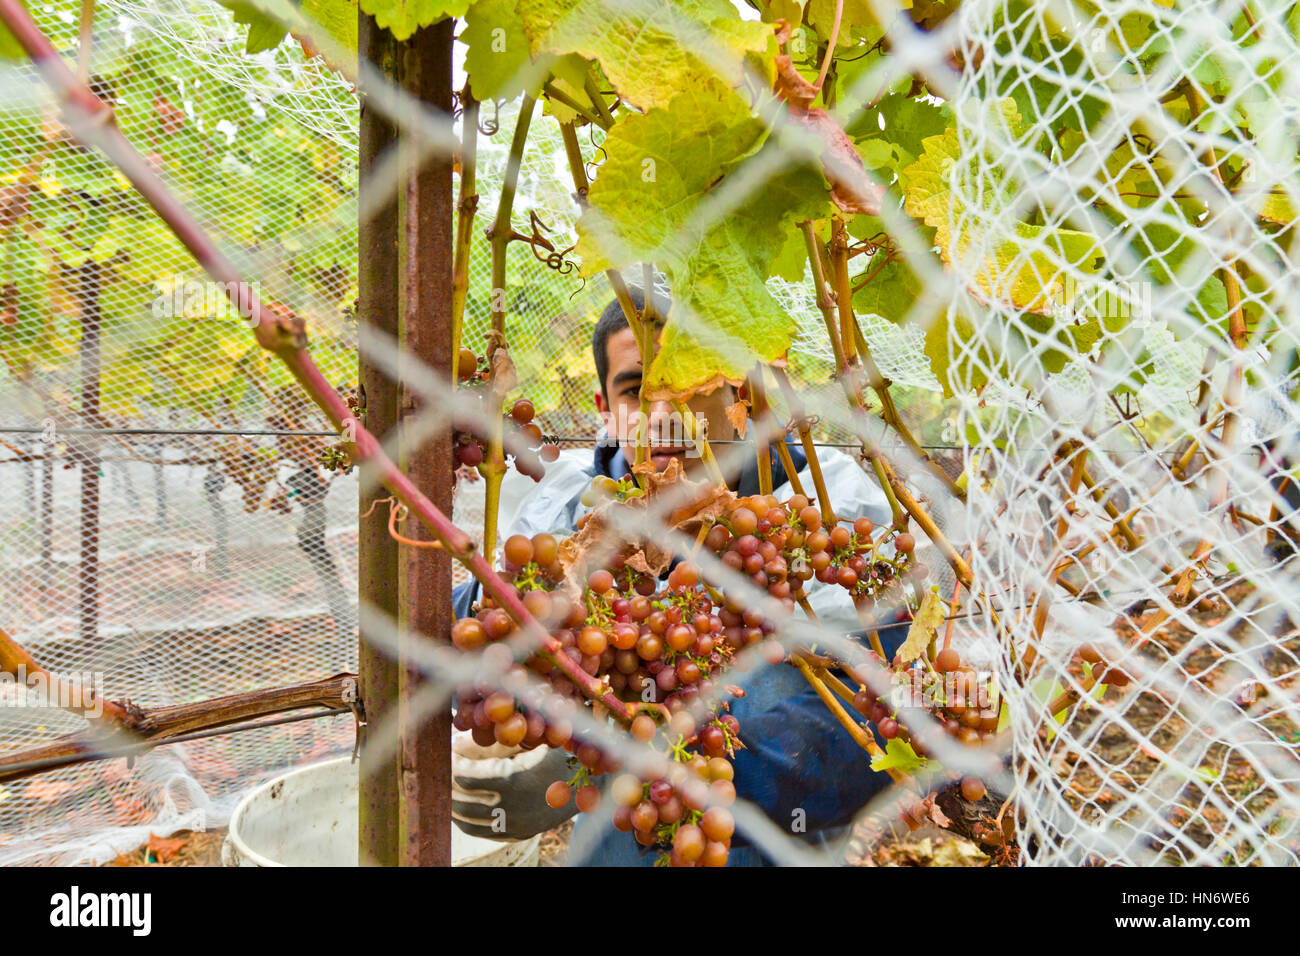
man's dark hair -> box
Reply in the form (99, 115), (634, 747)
(592, 282), (671, 399)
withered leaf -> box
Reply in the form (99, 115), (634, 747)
(725, 400), (751, 437)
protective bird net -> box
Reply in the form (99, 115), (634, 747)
(0, 0), (1295, 867)
(948, 0), (1300, 864)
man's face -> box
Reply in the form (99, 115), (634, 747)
(594, 326), (738, 478)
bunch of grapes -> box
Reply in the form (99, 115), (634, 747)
(450, 526), (746, 864)
(454, 348), (560, 481)
(700, 492), (925, 623)
(449, 489), (944, 865)
(844, 642), (1003, 831)
(549, 727), (739, 868)
(319, 388), (365, 473)
(849, 646), (1000, 755)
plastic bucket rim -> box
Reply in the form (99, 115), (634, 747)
(226, 755), (355, 867)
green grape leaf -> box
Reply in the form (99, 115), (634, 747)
(806, 0), (885, 45)
(1117, 11), (1155, 50)
(769, 222), (811, 282)
(575, 79), (835, 398)
(302, 0), (359, 58)
(575, 80), (768, 275)
(923, 304), (991, 396)
(642, 158), (833, 397)
(1127, 222), (1237, 343)
(852, 255), (922, 323)
(516, 0), (772, 112)
(463, 0), (548, 100)
(359, 0), (469, 40)
(1195, 275), (1228, 328)
(855, 138), (905, 173)
(846, 92), (951, 161)
(870, 737), (927, 775)
(0, 15), (23, 60)
(245, 13), (289, 52)
(997, 54), (1108, 145)
(643, 230), (799, 399)
(216, 1), (289, 53)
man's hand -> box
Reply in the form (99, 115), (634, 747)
(451, 731), (577, 841)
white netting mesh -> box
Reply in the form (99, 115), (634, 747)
(0, 0), (366, 864)
(2, 0), (1298, 868)
(0, 0), (918, 864)
(943, 0), (1300, 863)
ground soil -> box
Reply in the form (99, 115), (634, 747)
(101, 829), (227, 866)
(1039, 578), (1300, 864)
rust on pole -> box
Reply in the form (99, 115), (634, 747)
(394, 18), (456, 867)
(357, 13), (402, 868)
(358, 12), (456, 867)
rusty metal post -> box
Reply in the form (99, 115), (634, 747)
(357, 14), (402, 867)
(358, 13), (456, 867)
(394, 18), (455, 867)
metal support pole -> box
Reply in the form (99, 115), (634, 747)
(357, 13), (402, 868)
(395, 18), (455, 867)
(358, 13), (456, 867)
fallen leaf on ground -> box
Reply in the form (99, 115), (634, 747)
(146, 833), (188, 863)
(24, 779), (74, 802)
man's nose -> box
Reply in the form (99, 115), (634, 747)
(646, 400), (674, 425)
(645, 401), (676, 444)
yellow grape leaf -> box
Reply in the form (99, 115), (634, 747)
(576, 78), (832, 399)
(1256, 188), (1298, 226)
(900, 104), (1103, 315)
(517, 0), (772, 113)
(896, 587), (945, 664)
(641, 226), (802, 400)
(358, 0), (468, 40)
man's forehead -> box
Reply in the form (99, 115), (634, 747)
(606, 326), (643, 372)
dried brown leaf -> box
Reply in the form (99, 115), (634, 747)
(774, 52), (818, 110)
(771, 20), (883, 217)
(725, 400), (751, 437)
(147, 832), (187, 863)
(927, 798), (953, 829)
(555, 459), (735, 585)
(489, 346), (518, 397)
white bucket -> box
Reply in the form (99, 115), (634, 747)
(223, 756), (540, 866)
